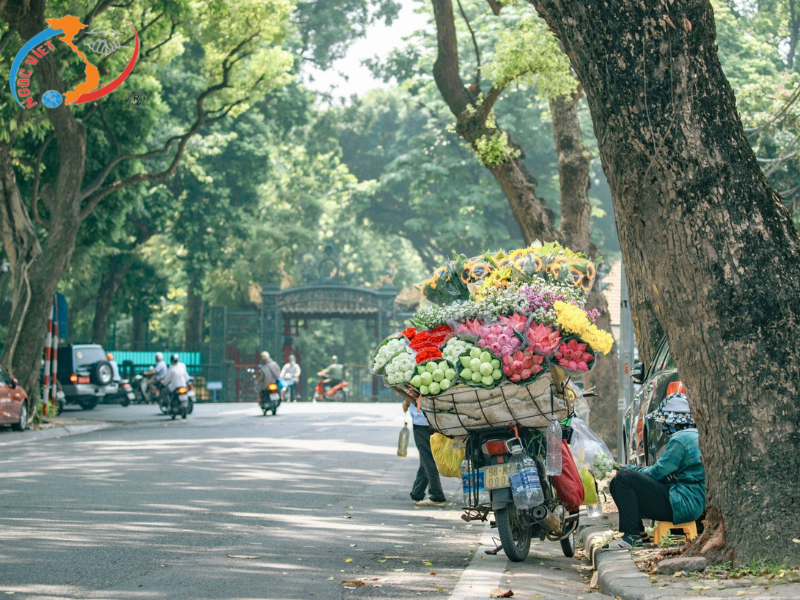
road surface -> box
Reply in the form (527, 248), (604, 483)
(0, 403), (600, 599)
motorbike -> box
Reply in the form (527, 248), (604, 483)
(312, 372), (348, 402)
(132, 374), (156, 404)
(106, 379), (136, 407)
(160, 378), (195, 418)
(460, 422), (581, 562)
(259, 382), (283, 416)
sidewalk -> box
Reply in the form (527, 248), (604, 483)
(581, 517), (800, 599)
(0, 420), (112, 447)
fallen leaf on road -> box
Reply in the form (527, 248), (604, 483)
(489, 589), (514, 598)
(549, 567), (563, 570)
(424, 561), (433, 565)
(393, 569), (404, 572)
(792, 539), (800, 544)
(225, 555), (261, 559)
(373, 584), (382, 588)
(342, 516), (352, 519)
(345, 558), (353, 562)
(350, 544), (357, 547)
(326, 577), (334, 581)
(377, 560), (386, 563)
(430, 572), (437, 575)
(340, 580), (365, 587)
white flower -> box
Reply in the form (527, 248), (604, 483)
(372, 338), (407, 373)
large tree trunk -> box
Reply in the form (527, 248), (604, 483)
(183, 280), (204, 351)
(529, 0), (800, 563)
(92, 254), (135, 345)
(549, 93), (620, 448)
(430, 0), (556, 244)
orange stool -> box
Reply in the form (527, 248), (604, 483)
(654, 520), (698, 545)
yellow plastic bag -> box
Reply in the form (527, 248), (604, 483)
(430, 433), (465, 478)
(580, 468), (598, 505)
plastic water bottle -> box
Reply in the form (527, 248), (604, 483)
(397, 422), (409, 457)
(546, 418), (563, 476)
(461, 458), (490, 505)
(508, 445), (544, 509)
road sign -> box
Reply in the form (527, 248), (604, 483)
(206, 381), (222, 390)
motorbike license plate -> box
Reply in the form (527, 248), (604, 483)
(269, 393), (280, 400)
(179, 394), (188, 401)
(483, 464), (511, 490)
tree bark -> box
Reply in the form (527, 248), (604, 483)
(430, 0), (556, 244)
(549, 93), (620, 448)
(528, 0), (800, 563)
(92, 254), (135, 345)
(183, 280), (204, 351)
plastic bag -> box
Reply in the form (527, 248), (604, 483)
(579, 468), (598, 505)
(570, 416), (612, 471)
(551, 441), (584, 511)
(430, 433), (465, 478)
(371, 334), (407, 375)
(420, 256), (471, 306)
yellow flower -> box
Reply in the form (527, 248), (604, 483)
(582, 324), (614, 355)
(554, 301), (591, 336)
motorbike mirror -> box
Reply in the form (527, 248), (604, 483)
(11, 378), (17, 389)
(630, 362), (645, 385)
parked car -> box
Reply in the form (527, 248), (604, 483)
(57, 344), (118, 410)
(0, 364), (29, 431)
(623, 337), (687, 467)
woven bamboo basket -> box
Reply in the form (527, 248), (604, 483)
(394, 366), (575, 438)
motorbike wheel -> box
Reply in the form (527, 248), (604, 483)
(496, 506), (532, 562)
(560, 530), (576, 558)
(171, 412), (176, 420)
(121, 397), (130, 407)
(181, 407), (187, 419)
(271, 402), (278, 415)
(188, 399), (194, 414)
(262, 408), (268, 416)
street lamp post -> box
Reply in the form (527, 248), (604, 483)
(617, 262), (635, 463)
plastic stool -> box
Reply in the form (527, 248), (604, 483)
(654, 520), (698, 544)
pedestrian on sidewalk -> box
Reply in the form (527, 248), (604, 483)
(607, 392), (705, 549)
(402, 398), (447, 507)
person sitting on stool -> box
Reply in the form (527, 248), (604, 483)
(607, 393), (705, 549)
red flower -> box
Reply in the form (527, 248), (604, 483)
(432, 325), (452, 334)
(401, 327), (417, 340)
(555, 338), (595, 372)
(415, 347), (443, 364)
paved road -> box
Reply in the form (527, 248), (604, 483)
(0, 403), (601, 599)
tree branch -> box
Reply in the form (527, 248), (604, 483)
(431, 0), (475, 116)
(455, 0), (481, 87)
(97, 103), (120, 155)
(486, 0), (502, 15)
(77, 35), (257, 220)
(0, 28), (15, 55)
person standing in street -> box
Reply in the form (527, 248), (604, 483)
(106, 352), (121, 383)
(280, 355), (301, 402)
(402, 397), (447, 507)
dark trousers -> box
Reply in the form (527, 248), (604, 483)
(609, 468), (674, 536)
(410, 424), (446, 502)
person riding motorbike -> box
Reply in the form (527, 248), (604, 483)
(320, 355), (343, 387)
(106, 352), (121, 383)
(255, 352), (281, 404)
(161, 354), (190, 407)
(280, 355), (301, 402)
(142, 352), (167, 396)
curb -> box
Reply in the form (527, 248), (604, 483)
(0, 423), (112, 447)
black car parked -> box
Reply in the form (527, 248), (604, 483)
(623, 337), (688, 467)
(57, 344), (118, 410)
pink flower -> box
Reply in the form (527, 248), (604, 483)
(500, 313), (528, 332)
(525, 322), (562, 356)
(458, 318), (484, 338)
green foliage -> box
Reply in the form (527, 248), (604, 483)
(473, 130), (520, 166)
(485, 14), (577, 98)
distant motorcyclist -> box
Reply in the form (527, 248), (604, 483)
(142, 352), (167, 396)
(162, 354), (190, 395)
(320, 355), (343, 387)
(280, 355), (301, 402)
(255, 352), (281, 403)
(106, 352), (121, 383)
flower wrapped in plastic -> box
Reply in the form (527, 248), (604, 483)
(371, 335), (407, 375)
(501, 347), (548, 384)
(441, 336), (474, 364)
(420, 255), (470, 306)
(384, 351), (416, 386)
(554, 338), (596, 373)
(525, 322), (562, 357)
(457, 346), (504, 388)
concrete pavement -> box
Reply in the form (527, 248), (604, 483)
(0, 402), (606, 599)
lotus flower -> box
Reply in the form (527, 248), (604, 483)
(525, 322), (562, 356)
(500, 312), (528, 333)
(458, 318), (484, 339)
(555, 338), (595, 371)
(477, 323), (520, 357)
(501, 348), (545, 382)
